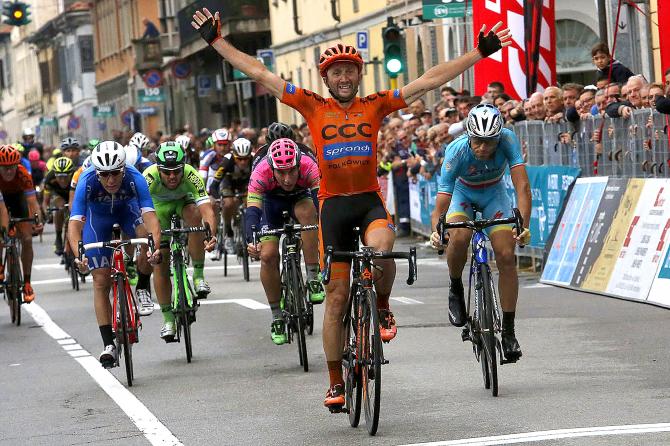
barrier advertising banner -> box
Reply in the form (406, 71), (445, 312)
(541, 177), (607, 285)
(571, 178), (628, 288)
(648, 240), (670, 306)
(580, 178), (644, 292)
(605, 179), (670, 300)
(472, 0), (556, 98)
(504, 165), (579, 249)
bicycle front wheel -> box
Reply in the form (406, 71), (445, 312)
(8, 250), (22, 326)
(289, 261), (308, 372)
(176, 263), (193, 363)
(116, 276), (133, 387)
(344, 298), (362, 427)
(362, 290), (382, 436)
(479, 265), (498, 397)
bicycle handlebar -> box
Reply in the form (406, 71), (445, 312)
(322, 245), (418, 287)
(250, 223), (319, 246)
(436, 208), (524, 255)
(9, 214), (40, 226)
(161, 222), (211, 240)
(78, 235), (156, 261)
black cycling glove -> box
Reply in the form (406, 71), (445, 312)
(476, 30), (502, 58)
(197, 14), (222, 45)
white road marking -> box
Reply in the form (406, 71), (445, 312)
(199, 298), (270, 310)
(31, 278), (70, 285)
(62, 343), (83, 351)
(24, 303), (183, 446)
(9, 363), (20, 367)
(58, 339), (76, 345)
(33, 264), (68, 270)
(524, 283), (552, 289)
(397, 423), (670, 446)
(392, 296), (424, 305)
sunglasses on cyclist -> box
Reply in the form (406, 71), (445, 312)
(158, 167), (184, 176)
(97, 169), (124, 178)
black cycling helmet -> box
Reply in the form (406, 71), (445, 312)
(267, 122), (295, 144)
(61, 137), (80, 150)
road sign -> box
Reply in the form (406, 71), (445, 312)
(142, 69), (163, 88)
(67, 116), (81, 130)
(138, 87), (165, 103)
(121, 109), (133, 126)
(172, 60), (192, 80)
(93, 105), (116, 118)
(197, 75), (212, 97)
(0, 130), (7, 140)
(256, 49), (275, 71)
(98, 121), (107, 131)
(39, 116), (57, 127)
(136, 106), (157, 116)
(422, 0), (471, 19)
(356, 31), (370, 62)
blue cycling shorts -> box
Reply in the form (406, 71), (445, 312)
(82, 203), (144, 269)
(445, 180), (513, 235)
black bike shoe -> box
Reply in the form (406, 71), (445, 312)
(501, 330), (522, 361)
(448, 283), (467, 327)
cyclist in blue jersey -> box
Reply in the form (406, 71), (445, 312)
(124, 144), (154, 173)
(430, 104), (531, 361)
(68, 141), (163, 368)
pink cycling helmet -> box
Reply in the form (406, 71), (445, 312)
(28, 149), (40, 161)
(268, 138), (300, 170)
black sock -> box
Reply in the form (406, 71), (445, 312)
(99, 324), (115, 347)
(225, 225), (233, 238)
(24, 274), (31, 283)
(56, 232), (63, 243)
(502, 311), (515, 332)
(450, 276), (463, 289)
(136, 272), (151, 292)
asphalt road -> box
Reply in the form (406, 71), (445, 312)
(2, 227), (670, 446)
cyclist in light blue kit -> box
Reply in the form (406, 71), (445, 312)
(430, 104), (531, 361)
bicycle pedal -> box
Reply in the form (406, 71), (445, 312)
(196, 292), (209, 300)
(328, 405), (349, 414)
(163, 335), (177, 343)
(382, 359), (389, 365)
(461, 329), (471, 342)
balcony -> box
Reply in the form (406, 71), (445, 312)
(177, 0), (269, 47)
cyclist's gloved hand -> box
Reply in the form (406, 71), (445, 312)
(513, 227), (531, 246)
(148, 250), (162, 265)
(430, 231), (445, 249)
(204, 236), (216, 252)
(75, 257), (90, 274)
(33, 222), (44, 235)
(476, 22), (508, 58)
(191, 8), (222, 46)
(247, 242), (260, 260)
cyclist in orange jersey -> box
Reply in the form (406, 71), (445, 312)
(192, 8), (511, 410)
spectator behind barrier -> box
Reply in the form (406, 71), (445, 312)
(529, 92), (546, 120)
(543, 86), (565, 122)
(605, 76), (647, 118)
(561, 83), (583, 109)
(591, 42), (634, 84)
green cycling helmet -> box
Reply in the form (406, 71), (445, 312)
(88, 138), (100, 150)
(205, 136), (214, 149)
(156, 141), (185, 169)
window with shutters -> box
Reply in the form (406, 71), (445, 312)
(79, 36), (94, 72)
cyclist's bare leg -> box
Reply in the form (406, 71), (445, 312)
(363, 226), (396, 301)
(323, 275), (350, 379)
(53, 196), (65, 242)
(152, 248), (172, 307)
(259, 239), (281, 305)
(489, 229), (518, 312)
(293, 199), (318, 265)
(92, 268), (113, 325)
(222, 196), (236, 236)
(183, 204), (206, 264)
(17, 221), (33, 279)
(445, 215), (473, 278)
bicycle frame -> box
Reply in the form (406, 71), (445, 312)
(467, 231), (502, 338)
(111, 245), (138, 342)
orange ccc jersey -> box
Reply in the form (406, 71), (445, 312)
(280, 82), (407, 199)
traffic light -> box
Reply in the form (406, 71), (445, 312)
(382, 17), (405, 78)
(2, 1), (31, 27)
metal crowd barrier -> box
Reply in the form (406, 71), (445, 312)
(511, 109), (670, 178)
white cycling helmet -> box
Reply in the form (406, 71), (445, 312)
(175, 134), (191, 150)
(212, 128), (231, 143)
(232, 138), (252, 158)
(81, 155), (92, 170)
(91, 141), (126, 171)
(124, 144), (140, 167)
(22, 127), (35, 137)
(129, 132), (150, 150)
(465, 104), (504, 139)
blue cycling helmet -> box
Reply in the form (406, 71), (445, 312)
(465, 103), (504, 139)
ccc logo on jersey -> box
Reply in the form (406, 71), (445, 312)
(321, 123), (372, 141)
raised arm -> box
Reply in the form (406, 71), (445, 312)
(191, 8), (285, 98)
(402, 23), (511, 104)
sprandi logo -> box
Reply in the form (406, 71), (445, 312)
(324, 142), (372, 160)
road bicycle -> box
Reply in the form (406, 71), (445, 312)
(79, 225), (155, 386)
(47, 204), (86, 291)
(322, 235), (417, 436)
(252, 211), (317, 372)
(218, 193), (250, 281)
(161, 214), (210, 363)
(437, 207), (524, 397)
(1, 214), (39, 326)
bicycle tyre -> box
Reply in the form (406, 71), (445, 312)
(479, 265), (498, 397)
(68, 254), (79, 291)
(345, 296), (362, 427)
(10, 250), (22, 327)
(362, 290), (382, 436)
(116, 275), (133, 387)
(174, 259), (193, 363)
(239, 210), (250, 282)
(289, 260), (308, 372)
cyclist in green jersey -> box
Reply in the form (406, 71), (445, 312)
(142, 142), (217, 340)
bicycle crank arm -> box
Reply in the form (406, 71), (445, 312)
(328, 406), (350, 414)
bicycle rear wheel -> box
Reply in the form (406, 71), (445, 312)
(344, 297), (362, 427)
(479, 265), (498, 397)
(116, 276), (133, 387)
(362, 290), (382, 436)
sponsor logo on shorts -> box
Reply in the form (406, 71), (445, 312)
(324, 141), (372, 161)
(388, 223), (396, 232)
(393, 89), (401, 98)
(286, 83), (296, 94)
